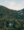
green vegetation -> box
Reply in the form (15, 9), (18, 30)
(0, 5), (24, 30)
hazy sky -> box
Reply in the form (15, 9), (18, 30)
(0, 0), (24, 10)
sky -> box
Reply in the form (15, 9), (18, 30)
(0, 0), (24, 10)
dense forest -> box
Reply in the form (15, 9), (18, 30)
(0, 5), (24, 30)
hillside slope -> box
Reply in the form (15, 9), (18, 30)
(0, 5), (24, 30)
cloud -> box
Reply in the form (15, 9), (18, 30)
(0, 0), (24, 10)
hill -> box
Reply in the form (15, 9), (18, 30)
(0, 5), (24, 30)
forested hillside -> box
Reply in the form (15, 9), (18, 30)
(0, 5), (24, 30)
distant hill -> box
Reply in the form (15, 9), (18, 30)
(0, 5), (24, 20)
(17, 9), (24, 19)
(0, 5), (17, 20)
